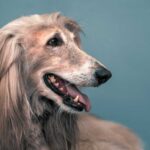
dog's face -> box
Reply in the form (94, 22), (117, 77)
(20, 14), (112, 112)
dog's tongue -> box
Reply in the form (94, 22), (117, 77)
(66, 85), (91, 112)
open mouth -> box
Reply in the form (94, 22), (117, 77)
(43, 73), (91, 112)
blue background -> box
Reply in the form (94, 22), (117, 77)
(0, 0), (149, 149)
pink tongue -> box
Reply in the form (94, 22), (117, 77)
(66, 85), (91, 112)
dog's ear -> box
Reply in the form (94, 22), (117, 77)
(0, 29), (29, 149)
(0, 32), (19, 78)
(64, 19), (82, 47)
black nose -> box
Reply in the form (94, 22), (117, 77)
(94, 67), (112, 85)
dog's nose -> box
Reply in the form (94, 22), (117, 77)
(94, 67), (112, 85)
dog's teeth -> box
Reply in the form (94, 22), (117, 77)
(50, 76), (56, 83)
(74, 95), (79, 102)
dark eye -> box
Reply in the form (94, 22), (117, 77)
(46, 37), (63, 47)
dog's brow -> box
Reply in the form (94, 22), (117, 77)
(46, 32), (66, 44)
(55, 31), (67, 43)
(52, 33), (61, 38)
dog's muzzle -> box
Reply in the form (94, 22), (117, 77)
(43, 65), (111, 112)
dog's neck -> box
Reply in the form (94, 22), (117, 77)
(30, 96), (79, 150)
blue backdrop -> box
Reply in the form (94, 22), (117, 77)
(0, 0), (149, 149)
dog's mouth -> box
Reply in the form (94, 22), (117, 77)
(43, 73), (91, 112)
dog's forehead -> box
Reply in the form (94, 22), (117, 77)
(28, 26), (73, 46)
(14, 13), (81, 47)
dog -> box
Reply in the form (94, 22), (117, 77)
(0, 12), (142, 150)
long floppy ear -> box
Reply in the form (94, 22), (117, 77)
(0, 29), (30, 150)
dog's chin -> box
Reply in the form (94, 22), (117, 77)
(43, 73), (91, 112)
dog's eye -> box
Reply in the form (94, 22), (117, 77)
(47, 37), (63, 47)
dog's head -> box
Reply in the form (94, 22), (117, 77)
(0, 12), (111, 114)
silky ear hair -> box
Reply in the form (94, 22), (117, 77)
(0, 30), (29, 150)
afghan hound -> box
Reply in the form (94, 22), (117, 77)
(0, 12), (142, 150)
